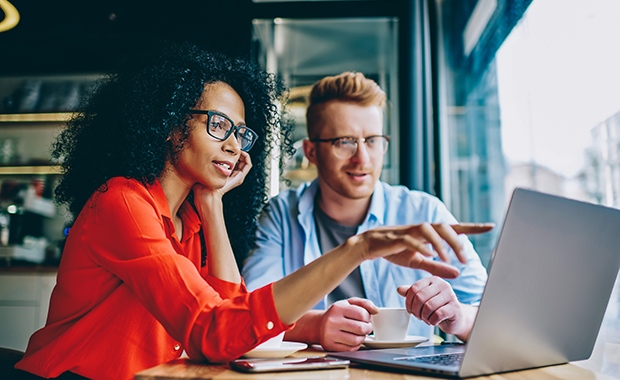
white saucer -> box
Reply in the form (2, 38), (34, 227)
(310, 344), (325, 351)
(242, 341), (308, 358)
(363, 335), (428, 349)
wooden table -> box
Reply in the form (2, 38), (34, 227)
(134, 347), (616, 380)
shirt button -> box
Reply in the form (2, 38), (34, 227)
(266, 321), (274, 330)
(174, 344), (181, 351)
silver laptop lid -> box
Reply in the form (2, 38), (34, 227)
(460, 188), (620, 377)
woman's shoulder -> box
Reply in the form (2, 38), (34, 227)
(101, 177), (148, 195)
(91, 177), (153, 206)
(81, 177), (166, 226)
(105, 177), (145, 190)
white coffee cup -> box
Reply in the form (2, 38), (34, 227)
(255, 332), (285, 349)
(371, 307), (411, 341)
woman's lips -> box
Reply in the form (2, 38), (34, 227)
(213, 161), (233, 176)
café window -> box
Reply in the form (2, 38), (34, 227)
(436, 0), (620, 376)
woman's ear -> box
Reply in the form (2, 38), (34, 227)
(166, 127), (187, 156)
(167, 131), (178, 144)
(302, 139), (317, 165)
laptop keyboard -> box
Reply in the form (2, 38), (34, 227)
(395, 353), (463, 366)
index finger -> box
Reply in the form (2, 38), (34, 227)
(451, 223), (495, 235)
(405, 252), (461, 279)
(417, 258), (460, 279)
(347, 297), (380, 315)
(237, 151), (252, 172)
(433, 223), (466, 264)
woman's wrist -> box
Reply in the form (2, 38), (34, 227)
(342, 233), (368, 265)
(324, 235), (367, 272)
(195, 193), (224, 216)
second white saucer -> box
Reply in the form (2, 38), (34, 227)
(363, 335), (428, 349)
(242, 341), (308, 358)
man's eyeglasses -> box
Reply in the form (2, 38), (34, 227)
(310, 135), (390, 159)
(188, 110), (258, 152)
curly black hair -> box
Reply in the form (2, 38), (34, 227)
(52, 41), (294, 265)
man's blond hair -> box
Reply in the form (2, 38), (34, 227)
(306, 72), (386, 138)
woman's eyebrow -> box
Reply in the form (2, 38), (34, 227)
(211, 109), (247, 126)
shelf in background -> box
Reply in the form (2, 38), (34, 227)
(0, 166), (62, 175)
(0, 113), (73, 123)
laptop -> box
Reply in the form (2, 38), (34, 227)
(329, 188), (620, 378)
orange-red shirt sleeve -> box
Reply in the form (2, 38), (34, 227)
(84, 181), (291, 362)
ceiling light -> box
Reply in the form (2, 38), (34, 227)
(0, 0), (20, 33)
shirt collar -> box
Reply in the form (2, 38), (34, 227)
(146, 180), (202, 240)
(298, 179), (385, 226)
(147, 179), (172, 220)
(366, 180), (385, 225)
(298, 180), (320, 217)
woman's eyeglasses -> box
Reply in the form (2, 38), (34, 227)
(310, 135), (390, 159)
(188, 110), (258, 152)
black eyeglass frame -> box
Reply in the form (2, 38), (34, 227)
(310, 135), (391, 157)
(188, 110), (258, 152)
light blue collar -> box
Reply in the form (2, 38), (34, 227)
(298, 179), (386, 228)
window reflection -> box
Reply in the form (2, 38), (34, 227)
(439, 0), (620, 377)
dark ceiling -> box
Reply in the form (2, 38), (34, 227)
(0, 0), (254, 75)
(0, 0), (407, 75)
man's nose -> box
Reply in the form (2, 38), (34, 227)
(350, 140), (371, 164)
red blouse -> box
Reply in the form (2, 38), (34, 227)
(16, 177), (290, 380)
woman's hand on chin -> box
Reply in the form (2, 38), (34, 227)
(223, 151), (252, 193)
(194, 151), (253, 200)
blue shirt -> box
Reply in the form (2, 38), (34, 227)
(242, 180), (488, 338)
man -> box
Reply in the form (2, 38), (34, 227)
(242, 72), (488, 351)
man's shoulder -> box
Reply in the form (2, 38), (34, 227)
(269, 181), (315, 206)
(376, 182), (455, 224)
(260, 182), (311, 222)
(272, 185), (301, 199)
(379, 181), (442, 205)
(373, 182), (450, 222)
(269, 186), (301, 207)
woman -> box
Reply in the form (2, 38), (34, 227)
(15, 42), (489, 380)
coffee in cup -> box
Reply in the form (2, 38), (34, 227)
(371, 307), (411, 341)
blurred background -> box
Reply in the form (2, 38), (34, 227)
(0, 1), (619, 376)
